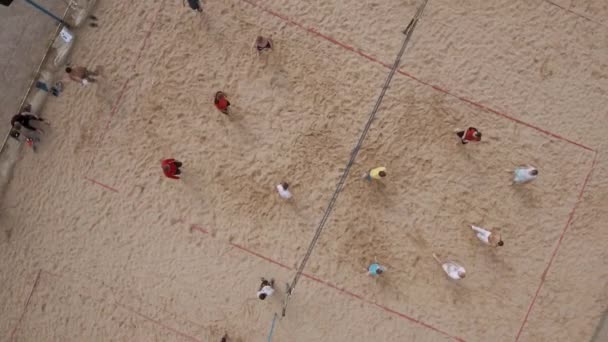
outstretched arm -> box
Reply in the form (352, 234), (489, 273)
(432, 253), (442, 265)
(69, 74), (83, 82)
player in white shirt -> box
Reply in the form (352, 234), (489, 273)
(471, 225), (503, 247)
(257, 278), (275, 300)
(433, 254), (466, 280)
(276, 182), (292, 199)
(513, 166), (538, 184)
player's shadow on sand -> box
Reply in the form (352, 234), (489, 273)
(179, 170), (211, 206)
(509, 184), (541, 208)
(217, 107), (260, 146)
(444, 277), (473, 305)
(343, 175), (398, 211)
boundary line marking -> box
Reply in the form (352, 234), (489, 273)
(240, 0), (594, 152)
(9, 270), (203, 342)
(64, 2), (601, 341)
(515, 151), (598, 341)
(190, 149), (597, 342)
(84, 176), (120, 193)
(199, 232), (466, 341)
(543, 0), (606, 27)
(395, 69), (594, 151)
(116, 302), (203, 342)
(234, 1), (600, 339)
(230, 242), (293, 271)
(9, 270), (42, 341)
(190, 224), (209, 235)
(46, 268), (212, 340)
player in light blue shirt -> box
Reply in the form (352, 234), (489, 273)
(368, 263), (386, 276)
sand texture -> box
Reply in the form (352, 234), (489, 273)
(1, 0), (607, 341)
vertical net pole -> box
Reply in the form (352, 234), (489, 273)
(267, 313), (278, 342)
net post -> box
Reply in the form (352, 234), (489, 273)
(281, 283), (291, 317)
(267, 313), (278, 342)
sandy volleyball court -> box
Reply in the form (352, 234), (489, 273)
(1, 0), (607, 341)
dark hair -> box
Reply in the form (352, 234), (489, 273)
(475, 131), (482, 138)
(530, 169), (538, 176)
(379, 171), (387, 177)
(65, 67), (72, 73)
(163, 165), (170, 171)
(376, 268), (384, 274)
(282, 182), (289, 190)
(497, 241), (504, 246)
(258, 293), (267, 300)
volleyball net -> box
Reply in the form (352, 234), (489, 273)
(281, 0), (430, 318)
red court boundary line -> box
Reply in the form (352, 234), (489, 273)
(71, 2), (598, 340)
(240, 0), (594, 152)
(190, 224), (209, 234)
(104, 1), (165, 131)
(395, 70), (594, 152)
(241, 0), (391, 69)
(193, 148), (596, 342)
(202, 233), (465, 341)
(514, 151), (598, 341)
(301, 271), (466, 342)
(45, 268), (212, 341)
(9, 270), (42, 341)
(12, 270), (204, 342)
(543, 0), (605, 27)
(229, 242), (293, 271)
(84, 176), (120, 193)
(116, 302), (203, 342)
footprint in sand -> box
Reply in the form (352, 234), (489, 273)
(540, 57), (554, 80)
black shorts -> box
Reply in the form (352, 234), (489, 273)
(187, 0), (201, 10)
(256, 42), (272, 51)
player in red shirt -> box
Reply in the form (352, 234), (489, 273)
(456, 127), (482, 144)
(161, 159), (183, 179)
(214, 91), (231, 115)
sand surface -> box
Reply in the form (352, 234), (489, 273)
(1, 0), (607, 341)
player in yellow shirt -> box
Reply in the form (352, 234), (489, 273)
(363, 166), (386, 181)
